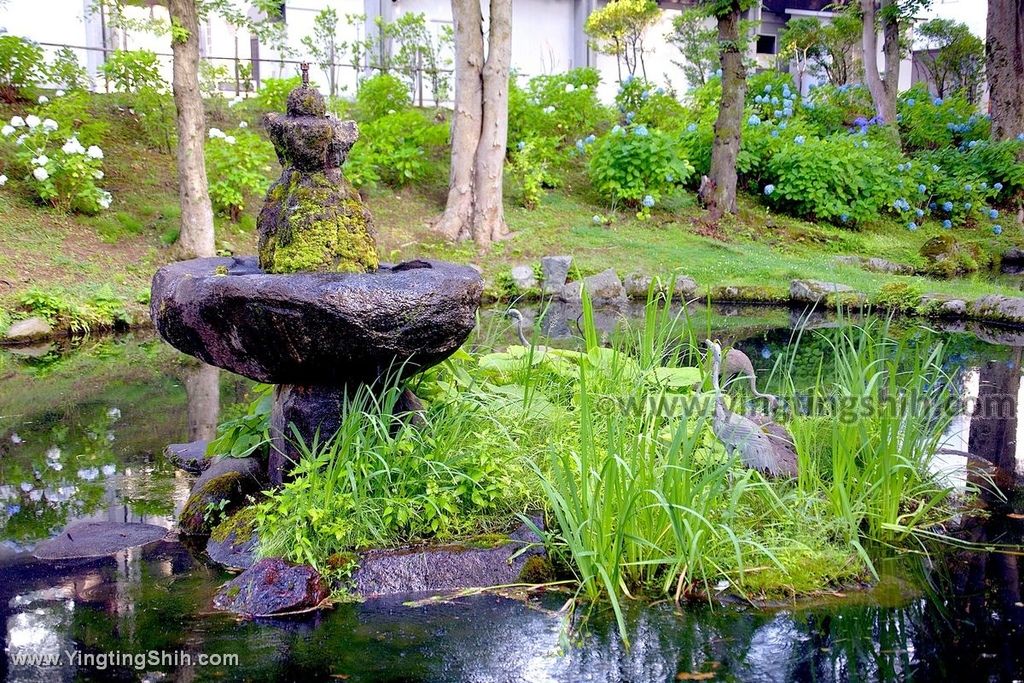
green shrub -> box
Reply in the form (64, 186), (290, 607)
(39, 91), (108, 145)
(100, 50), (163, 92)
(0, 36), (44, 101)
(1, 114), (110, 214)
(871, 282), (922, 311)
(354, 73), (410, 121)
(255, 75), (302, 113)
(47, 47), (90, 91)
(802, 83), (875, 136)
(17, 286), (127, 333)
(509, 136), (563, 208)
(345, 109), (446, 187)
(587, 123), (693, 217)
(763, 133), (901, 224)
(206, 126), (274, 219)
(133, 86), (177, 154)
(199, 60), (229, 98)
(615, 76), (687, 130)
(897, 84), (987, 151)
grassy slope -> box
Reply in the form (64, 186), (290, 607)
(1, 95), (1022, 327)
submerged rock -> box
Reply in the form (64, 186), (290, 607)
(179, 457), (266, 536)
(207, 507), (259, 570)
(257, 76), (377, 274)
(214, 557), (329, 617)
(3, 317), (52, 344)
(352, 521), (545, 597)
(33, 522), (167, 560)
(164, 440), (212, 475)
(540, 255), (573, 294)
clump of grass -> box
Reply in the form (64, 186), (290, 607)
(17, 286), (129, 334)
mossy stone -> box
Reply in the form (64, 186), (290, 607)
(257, 168), (379, 274)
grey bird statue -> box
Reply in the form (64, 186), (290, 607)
(706, 340), (798, 478)
(505, 308), (532, 346)
(722, 346), (779, 410)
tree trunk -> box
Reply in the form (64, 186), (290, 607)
(861, 0), (897, 125)
(435, 0), (484, 242)
(435, 0), (512, 248)
(472, 0), (512, 247)
(701, 3), (746, 220)
(169, 0), (215, 259)
(987, 0), (1024, 143)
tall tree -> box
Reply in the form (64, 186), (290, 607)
(986, 0), (1024, 144)
(699, 0), (755, 220)
(667, 8), (719, 88)
(168, 0), (215, 258)
(584, 0), (661, 83)
(860, 0), (931, 126)
(435, 0), (512, 247)
(301, 8), (340, 97)
(915, 18), (984, 101)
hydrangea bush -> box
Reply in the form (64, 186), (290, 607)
(206, 126), (274, 219)
(0, 110), (110, 214)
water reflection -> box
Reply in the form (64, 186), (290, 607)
(2, 322), (1024, 681)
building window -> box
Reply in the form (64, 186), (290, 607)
(756, 34), (776, 55)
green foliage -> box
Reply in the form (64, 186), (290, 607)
(345, 109), (446, 187)
(1, 115), (111, 214)
(667, 8), (718, 87)
(803, 83), (875, 136)
(47, 47), (90, 91)
(132, 86), (177, 154)
(897, 84), (986, 151)
(588, 123), (694, 216)
(915, 18), (985, 102)
(301, 8), (341, 97)
(255, 76), (303, 113)
(763, 133), (902, 224)
(207, 385), (273, 458)
(615, 76), (686, 130)
(0, 36), (43, 100)
(198, 59), (230, 97)
(254, 380), (535, 572)
(871, 281), (923, 311)
(39, 91), (108, 145)
(17, 286), (128, 334)
(354, 73), (410, 121)
(512, 68), (612, 147)
(100, 50), (163, 93)
(509, 136), (562, 208)
(206, 127), (274, 219)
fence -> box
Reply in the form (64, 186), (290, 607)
(33, 41), (453, 107)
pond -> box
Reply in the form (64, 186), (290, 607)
(2, 305), (1024, 682)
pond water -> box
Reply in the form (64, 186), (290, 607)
(2, 306), (1024, 682)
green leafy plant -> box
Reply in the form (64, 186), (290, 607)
(0, 35), (44, 102)
(587, 123), (693, 217)
(132, 86), (177, 154)
(198, 59), (229, 98)
(47, 47), (90, 91)
(345, 109), (446, 187)
(354, 73), (410, 121)
(206, 126), (274, 219)
(255, 75), (303, 113)
(207, 385), (273, 458)
(100, 49), (163, 92)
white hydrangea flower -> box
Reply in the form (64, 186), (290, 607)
(564, 83), (575, 93)
(208, 127), (224, 139)
(543, 105), (556, 114)
(10, 116), (25, 128)
(31, 155), (49, 166)
(55, 89), (65, 97)
(46, 446), (61, 460)
(1, 125), (13, 136)
(98, 190), (112, 209)
(224, 135), (236, 144)
(25, 115), (40, 129)
(94, 170), (103, 179)
(0, 174), (7, 187)
(101, 464), (116, 476)
(42, 118), (58, 132)
(579, 84), (589, 90)
(238, 121), (248, 128)
(32, 167), (49, 181)
(38, 95), (48, 104)
(15, 134), (26, 146)
(62, 137), (85, 154)
(86, 145), (103, 159)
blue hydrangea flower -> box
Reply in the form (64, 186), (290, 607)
(861, 141), (869, 149)
(907, 98), (916, 106)
(968, 140), (978, 149)
(929, 202), (938, 210)
(755, 95), (764, 104)
(840, 214), (850, 223)
(943, 202), (954, 212)
(633, 125), (649, 137)
(761, 347), (772, 359)
(687, 123), (698, 133)
(665, 173), (675, 182)
(933, 164), (940, 172)
(764, 84), (772, 93)
(980, 182), (988, 189)
(794, 135), (805, 145)
(964, 184), (972, 191)
(995, 182), (1004, 191)
(915, 209), (924, 218)
(747, 114), (761, 126)
(593, 215), (603, 224)
(963, 202), (972, 211)
(933, 97), (943, 106)
(764, 184), (776, 196)
(908, 222), (918, 231)
(897, 163), (907, 172)
(625, 111), (636, 122)
(585, 134), (596, 144)
(1018, 133), (1024, 141)
(612, 124), (623, 135)
(994, 225), (1003, 235)
(918, 184), (926, 193)
(642, 194), (655, 208)
(774, 110), (783, 119)
(771, 96), (780, 105)
(771, 129), (780, 138)
(989, 209), (1000, 219)
(575, 139), (585, 152)
(943, 219), (952, 229)
(517, 141), (526, 151)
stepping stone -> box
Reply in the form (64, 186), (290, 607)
(213, 557), (329, 617)
(33, 522), (168, 560)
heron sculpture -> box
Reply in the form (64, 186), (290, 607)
(722, 347), (778, 410)
(706, 340), (798, 478)
(506, 308), (531, 346)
